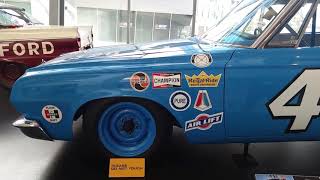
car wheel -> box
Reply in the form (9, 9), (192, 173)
(83, 99), (173, 159)
(0, 62), (26, 89)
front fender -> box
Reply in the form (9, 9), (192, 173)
(11, 47), (234, 142)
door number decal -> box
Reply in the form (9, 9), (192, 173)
(268, 69), (320, 132)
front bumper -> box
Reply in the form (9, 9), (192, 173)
(13, 117), (53, 141)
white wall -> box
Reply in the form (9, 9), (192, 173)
(75, 0), (128, 11)
(65, 0), (193, 26)
(31, 0), (49, 25)
(71, 0), (193, 14)
(131, 0), (193, 15)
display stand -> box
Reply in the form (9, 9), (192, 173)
(232, 143), (258, 168)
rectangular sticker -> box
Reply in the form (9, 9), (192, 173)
(109, 158), (145, 178)
(152, 73), (181, 88)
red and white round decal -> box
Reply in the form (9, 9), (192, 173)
(41, 105), (62, 123)
(130, 72), (150, 92)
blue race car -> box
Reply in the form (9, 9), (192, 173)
(10, 0), (320, 158)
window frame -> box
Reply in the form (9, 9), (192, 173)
(251, 0), (318, 48)
(265, 0), (318, 48)
(296, 0), (318, 47)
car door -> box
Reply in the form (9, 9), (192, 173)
(225, 0), (320, 142)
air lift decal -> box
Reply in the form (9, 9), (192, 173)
(267, 69), (320, 133)
(185, 112), (223, 132)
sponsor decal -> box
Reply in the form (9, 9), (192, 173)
(169, 91), (191, 111)
(191, 53), (212, 68)
(130, 72), (150, 92)
(152, 73), (181, 88)
(185, 71), (221, 87)
(194, 90), (212, 111)
(185, 112), (223, 132)
(41, 105), (62, 123)
(0, 42), (54, 57)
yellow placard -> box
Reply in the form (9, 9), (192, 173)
(109, 158), (145, 178)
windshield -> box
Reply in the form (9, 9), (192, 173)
(202, 0), (289, 47)
(0, 8), (41, 27)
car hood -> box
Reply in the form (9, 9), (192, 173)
(29, 38), (236, 73)
(40, 38), (203, 65)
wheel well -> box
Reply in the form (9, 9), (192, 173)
(0, 61), (29, 67)
(73, 97), (182, 128)
(0, 61), (29, 73)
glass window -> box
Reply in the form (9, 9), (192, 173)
(97, 9), (117, 42)
(135, 11), (153, 43)
(4, 1), (31, 14)
(267, 0), (315, 48)
(118, 10), (128, 43)
(170, 14), (192, 39)
(77, 7), (98, 43)
(202, 0), (288, 47)
(130, 11), (136, 43)
(153, 13), (170, 41)
(0, 8), (35, 26)
(66, 0), (193, 45)
(4, 0), (48, 25)
(117, 10), (135, 43)
(300, 3), (320, 47)
(77, 7), (97, 29)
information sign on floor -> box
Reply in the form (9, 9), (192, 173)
(109, 158), (145, 178)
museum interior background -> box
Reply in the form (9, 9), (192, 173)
(3, 1), (320, 180)
(0, 0), (239, 46)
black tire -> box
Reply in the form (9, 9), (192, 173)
(82, 98), (173, 160)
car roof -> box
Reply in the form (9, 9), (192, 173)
(0, 3), (23, 10)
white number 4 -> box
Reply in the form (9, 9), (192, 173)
(268, 69), (320, 132)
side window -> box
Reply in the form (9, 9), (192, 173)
(267, 0), (315, 48)
(301, 3), (320, 47)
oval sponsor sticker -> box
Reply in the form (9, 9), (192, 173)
(185, 112), (223, 132)
(130, 72), (150, 92)
(191, 54), (212, 68)
(169, 91), (191, 111)
(41, 105), (62, 123)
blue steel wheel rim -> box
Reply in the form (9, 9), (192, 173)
(98, 102), (156, 157)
